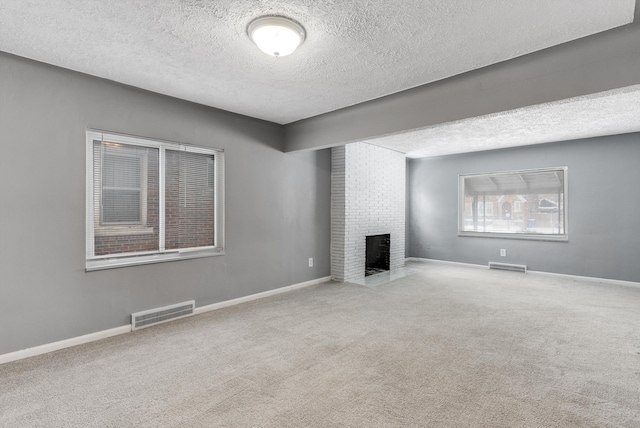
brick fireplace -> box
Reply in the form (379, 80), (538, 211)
(330, 142), (405, 282)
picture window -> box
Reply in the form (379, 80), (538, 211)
(459, 167), (567, 241)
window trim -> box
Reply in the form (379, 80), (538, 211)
(86, 130), (225, 271)
(458, 167), (568, 242)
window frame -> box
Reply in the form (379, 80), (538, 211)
(86, 130), (225, 271)
(458, 167), (568, 242)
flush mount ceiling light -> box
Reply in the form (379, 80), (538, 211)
(247, 16), (306, 57)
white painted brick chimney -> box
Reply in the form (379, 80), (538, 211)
(331, 142), (405, 282)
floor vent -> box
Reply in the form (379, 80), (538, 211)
(132, 300), (195, 331)
(488, 262), (527, 273)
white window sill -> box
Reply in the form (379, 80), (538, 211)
(94, 226), (154, 236)
(458, 231), (568, 242)
(86, 248), (224, 271)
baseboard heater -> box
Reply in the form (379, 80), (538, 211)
(488, 262), (527, 273)
(131, 300), (195, 331)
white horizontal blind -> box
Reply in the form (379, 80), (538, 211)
(102, 147), (142, 223)
(165, 150), (215, 250)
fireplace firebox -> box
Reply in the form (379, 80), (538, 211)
(365, 234), (390, 276)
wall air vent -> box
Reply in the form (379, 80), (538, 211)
(488, 262), (527, 273)
(131, 300), (195, 331)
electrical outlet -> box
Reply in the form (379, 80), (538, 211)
(308, 257), (313, 267)
(500, 249), (506, 257)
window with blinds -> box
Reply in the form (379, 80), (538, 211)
(86, 131), (224, 270)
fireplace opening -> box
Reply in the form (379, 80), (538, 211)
(365, 234), (390, 276)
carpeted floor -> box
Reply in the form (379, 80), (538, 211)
(1, 260), (639, 427)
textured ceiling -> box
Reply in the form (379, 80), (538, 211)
(368, 85), (640, 158)
(0, 0), (635, 125)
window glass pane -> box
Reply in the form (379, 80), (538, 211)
(460, 168), (566, 238)
(165, 150), (215, 250)
(102, 189), (141, 222)
(485, 202), (493, 216)
(103, 154), (141, 188)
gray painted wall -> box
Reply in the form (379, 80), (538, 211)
(0, 52), (331, 355)
(407, 134), (640, 283)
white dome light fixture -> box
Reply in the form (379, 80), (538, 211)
(247, 16), (306, 57)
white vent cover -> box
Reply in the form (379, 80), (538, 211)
(131, 300), (195, 330)
(488, 262), (527, 273)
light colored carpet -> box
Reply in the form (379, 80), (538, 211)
(1, 260), (639, 427)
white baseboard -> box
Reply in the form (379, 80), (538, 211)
(0, 275), (332, 365)
(406, 257), (640, 288)
(405, 257), (487, 269)
(528, 270), (640, 289)
(194, 276), (332, 315)
(0, 325), (131, 365)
